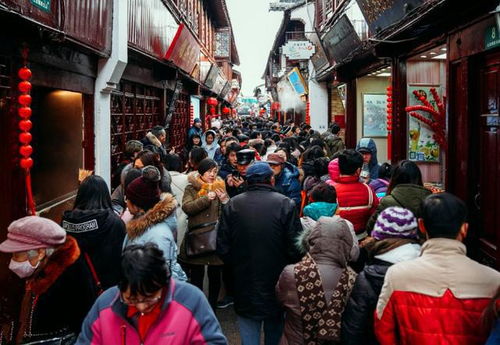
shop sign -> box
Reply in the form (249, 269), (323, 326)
(307, 32), (330, 71)
(213, 73), (227, 95)
(356, 0), (424, 33)
(287, 68), (308, 96)
(31, 0), (50, 12)
(282, 40), (316, 60)
(200, 61), (212, 82)
(220, 82), (231, 99)
(204, 65), (219, 89)
(231, 79), (240, 90)
(165, 23), (201, 74)
(407, 85), (441, 162)
(322, 15), (361, 64)
(485, 25), (500, 51)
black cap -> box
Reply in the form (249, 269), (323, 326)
(236, 149), (255, 165)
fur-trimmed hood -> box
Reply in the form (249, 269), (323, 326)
(29, 236), (80, 296)
(146, 131), (162, 148)
(126, 193), (177, 239)
(187, 171), (225, 195)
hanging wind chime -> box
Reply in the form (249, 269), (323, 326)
(17, 46), (36, 215)
(405, 88), (447, 152)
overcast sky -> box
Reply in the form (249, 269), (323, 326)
(226, 0), (283, 96)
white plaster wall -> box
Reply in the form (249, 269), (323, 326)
(309, 78), (328, 132)
(290, 3), (315, 32)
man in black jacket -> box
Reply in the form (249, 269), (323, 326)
(217, 161), (302, 345)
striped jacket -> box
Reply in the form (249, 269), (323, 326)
(75, 279), (227, 345)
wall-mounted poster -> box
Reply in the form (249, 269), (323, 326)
(407, 85), (441, 162)
(362, 93), (387, 137)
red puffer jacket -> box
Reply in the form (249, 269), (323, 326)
(333, 175), (378, 237)
(375, 238), (500, 345)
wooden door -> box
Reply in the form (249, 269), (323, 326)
(477, 52), (500, 269)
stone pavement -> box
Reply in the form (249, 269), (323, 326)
(217, 306), (241, 345)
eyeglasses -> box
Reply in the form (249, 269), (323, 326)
(120, 293), (162, 306)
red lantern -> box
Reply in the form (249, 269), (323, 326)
(18, 94), (32, 106)
(19, 145), (33, 157)
(18, 107), (32, 119)
(209, 107), (216, 115)
(19, 132), (32, 144)
(207, 97), (218, 106)
(18, 81), (32, 93)
(19, 120), (32, 131)
(20, 158), (33, 169)
(18, 67), (32, 81)
(222, 107), (230, 115)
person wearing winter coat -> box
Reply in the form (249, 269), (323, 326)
(218, 142), (240, 180)
(341, 207), (421, 345)
(123, 166), (187, 281)
(356, 138), (380, 183)
(140, 126), (168, 163)
(75, 243), (227, 345)
(179, 159), (229, 310)
(322, 123), (345, 159)
(366, 160), (431, 233)
(62, 175), (126, 290)
(333, 150), (379, 240)
(217, 162), (303, 345)
(375, 193), (500, 345)
(369, 163), (392, 199)
(276, 217), (357, 345)
(267, 153), (301, 207)
(0, 216), (99, 344)
(202, 130), (220, 160)
(187, 118), (203, 139)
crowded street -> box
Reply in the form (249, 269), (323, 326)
(0, 0), (500, 344)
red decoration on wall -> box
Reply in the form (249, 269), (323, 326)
(189, 104), (194, 126)
(305, 101), (311, 125)
(17, 45), (36, 215)
(222, 106), (231, 115)
(405, 88), (447, 152)
(386, 84), (393, 160)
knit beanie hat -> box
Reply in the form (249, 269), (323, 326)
(126, 166), (161, 211)
(198, 158), (217, 176)
(372, 207), (418, 240)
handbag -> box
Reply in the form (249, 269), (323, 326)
(83, 253), (104, 296)
(185, 221), (218, 257)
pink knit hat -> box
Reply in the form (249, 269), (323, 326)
(0, 216), (66, 253)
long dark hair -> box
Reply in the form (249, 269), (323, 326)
(135, 150), (164, 179)
(387, 160), (423, 194)
(74, 175), (112, 210)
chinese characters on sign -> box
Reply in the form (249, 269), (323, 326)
(165, 24), (201, 75)
(287, 68), (307, 96)
(30, 0), (50, 12)
(362, 94), (387, 137)
(281, 40), (316, 60)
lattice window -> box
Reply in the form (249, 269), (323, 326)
(110, 82), (162, 172)
(168, 92), (190, 150)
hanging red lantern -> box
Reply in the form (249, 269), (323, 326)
(18, 94), (32, 106)
(209, 107), (216, 115)
(18, 80), (32, 93)
(20, 158), (33, 169)
(207, 97), (218, 106)
(19, 145), (33, 157)
(18, 107), (32, 119)
(19, 119), (32, 131)
(18, 67), (32, 81)
(19, 132), (32, 144)
(222, 107), (230, 115)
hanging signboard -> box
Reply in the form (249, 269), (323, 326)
(200, 61), (212, 82)
(407, 85), (441, 162)
(30, 0), (51, 12)
(356, 0), (424, 33)
(287, 68), (308, 96)
(220, 82), (232, 99)
(165, 23), (201, 74)
(485, 25), (500, 51)
(322, 15), (361, 64)
(213, 73), (227, 95)
(282, 40), (316, 60)
(204, 65), (219, 89)
(307, 32), (330, 71)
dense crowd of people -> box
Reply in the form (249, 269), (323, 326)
(0, 117), (499, 345)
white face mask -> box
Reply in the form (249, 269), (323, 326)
(9, 259), (39, 279)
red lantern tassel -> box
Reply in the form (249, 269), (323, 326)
(25, 170), (36, 215)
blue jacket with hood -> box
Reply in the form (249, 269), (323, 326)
(275, 162), (302, 207)
(356, 138), (379, 180)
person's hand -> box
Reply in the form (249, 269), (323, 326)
(226, 174), (234, 187)
(207, 191), (217, 200)
(215, 189), (229, 203)
(232, 176), (244, 188)
(359, 236), (375, 248)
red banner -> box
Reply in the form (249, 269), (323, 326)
(165, 23), (200, 74)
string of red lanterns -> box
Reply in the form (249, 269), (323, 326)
(18, 46), (36, 215)
(386, 84), (393, 160)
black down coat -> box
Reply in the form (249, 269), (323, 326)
(341, 259), (391, 345)
(62, 209), (126, 289)
(217, 184), (303, 320)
